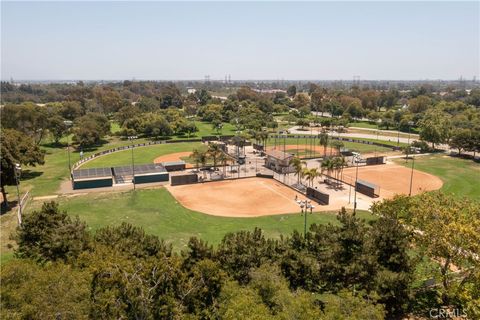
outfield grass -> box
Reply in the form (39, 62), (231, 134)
(394, 155), (480, 199)
(26, 188), (375, 251)
(81, 142), (201, 168)
(266, 136), (396, 155)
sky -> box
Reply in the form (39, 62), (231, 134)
(1, 1), (479, 81)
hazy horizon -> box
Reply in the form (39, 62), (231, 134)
(2, 1), (479, 81)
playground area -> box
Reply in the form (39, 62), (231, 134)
(341, 163), (443, 198)
(166, 177), (367, 217)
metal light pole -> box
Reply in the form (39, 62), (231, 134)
(409, 155), (415, 196)
(64, 120), (73, 176)
(353, 156), (359, 214)
(297, 199), (314, 239)
(348, 183), (352, 204)
(397, 125), (400, 147)
(14, 163), (22, 226)
(406, 121), (414, 163)
(128, 136), (137, 190)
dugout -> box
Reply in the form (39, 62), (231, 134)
(306, 187), (330, 205)
(113, 164), (169, 184)
(162, 161), (186, 172)
(355, 179), (380, 198)
(72, 167), (113, 190)
(171, 173), (199, 186)
(366, 156), (386, 165)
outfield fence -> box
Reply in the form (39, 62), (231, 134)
(17, 190), (32, 225)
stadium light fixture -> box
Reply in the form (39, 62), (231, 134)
(14, 163), (22, 226)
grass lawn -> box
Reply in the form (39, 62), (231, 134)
(394, 155), (480, 199)
(24, 188), (375, 251)
(348, 121), (379, 129)
(193, 121), (237, 137)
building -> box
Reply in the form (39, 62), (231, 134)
(113, 164), (169, 184)
(265, 150), (294, 173)
(72, 167), (113, 190)
(72, 164), (169, 190)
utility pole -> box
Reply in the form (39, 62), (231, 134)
(128, 136), (137, 190)
(409, 155), (415, 196)
(14, 163), (22, 226)
(353, 156), (359, 214)
(297, 199), (314, 239)
(64, 120), (73, 176)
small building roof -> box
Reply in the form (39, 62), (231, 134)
(266, 150), (294, 161)
(113, 164), (167, 177)
(72, 167), (112, 181)
(357, 179), (379, 190)
(162, 161), (186, 166)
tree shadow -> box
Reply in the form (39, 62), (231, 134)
(73, 139), (110, 152)
(41, 141), (66, 149)
(19, 170), (43, 181)
(1, 199), (19, 215)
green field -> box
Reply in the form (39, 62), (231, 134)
(266, 136), (398, 155)
(25, 188), (375, 251)
(193, 120), (237, 136)
(394, 155), (480, 199)
(6, 121), (234, 198)
(348, 121), (379, 129)
(81, 142), (201, 168)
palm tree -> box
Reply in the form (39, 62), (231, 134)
(257, 130), (269, 151)
(332, 157), (342, 181)
(321, 158), (334, 183)
(192, 148), (209, 178)
(318, 133), (329, 157)
(329, 140), (344, 156)
(337, 156), (347, 181)
(207, 143), (223, 170)
(231, 135), (247, 157)
(218, 152), (229, 176)
(191, 148), (202, 171)
(304, 168), (319, 187)
(289, 157), (305, 185)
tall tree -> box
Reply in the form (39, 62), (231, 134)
(15, 201), (90, 262)
(287, 85), (297, 98)
(374, 193), (480, 305)
(318, 133), (329, 157)
(0, 129), (45, 209)
(419, 109), (451, 149)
